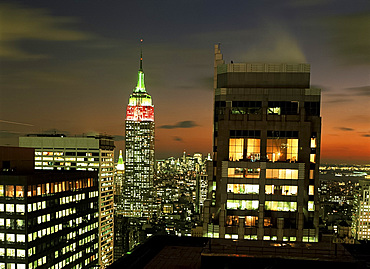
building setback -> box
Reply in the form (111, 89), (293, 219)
(19, 135), (115, 267)
(123, 51), (155, 219)
(0, 146), (99, 269)
(203, 45), (321, 242)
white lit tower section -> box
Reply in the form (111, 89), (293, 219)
(123, 51), (155, 219)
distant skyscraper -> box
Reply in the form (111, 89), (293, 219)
(203, 45), (321, 242)
(352, 179), (370, 240)
(123, 50), (155, 219)
(19, 135), (115, 267)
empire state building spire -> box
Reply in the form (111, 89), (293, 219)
(134, 40), (146, 93)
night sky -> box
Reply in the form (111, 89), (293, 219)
(1, 0), (370, 164)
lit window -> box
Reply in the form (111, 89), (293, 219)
(310, 138), (316, 148)
(7, 248), (15, 257)
(226, 216), (239, 226)
(267, 139), (298, 162)
(16, 204), (25, 214)
(17, 249), (26, 258)
(0, 185), (3, 197)
(226, 200), (259, 210)
(229, 138), (243, 161)
(227, 184), (259, 194)
(308, 201), (315, 211)
(5, 185), (14, 197)
(309, 185), (314, 195)
(310, 154), (316, 163)
(282, 186), (298, 196)
(6, 204), (14, 213)
(265, 185), (274, 195)
(265, 201), (297, 211)
(245, 216), (258, 227)
(266, 169), (298, 180)
(16, 186), (24, 198)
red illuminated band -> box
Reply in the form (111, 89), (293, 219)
(126, 105), (154, 122)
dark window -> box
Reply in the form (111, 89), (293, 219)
(231, 101), (262, 115)
(267, 131), (299, 138)
(230, 130), (261, 138)
(268, 101), (299, 115)
(305, 102), (320, 116)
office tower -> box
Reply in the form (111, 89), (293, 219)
(203, 45), (321, 242)
(114, 150), (125, 212)
(123, 51), (155, 219)
(19, 135), (115, 267)
(0, 146), (99, 269)
(352, 179), (370, 240)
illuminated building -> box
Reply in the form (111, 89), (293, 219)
(352, 179), (370, 240)
(123, 50), (155, 219)
(19, 135), (115, 267)
(0, 146), (99, 269)
(203, 45), (321, 242)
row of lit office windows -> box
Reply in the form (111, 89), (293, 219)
(0, 204), (25, 214)
(0, 180), (94, 199)
(227, 168), (299, 179)
(226, 200), (297, 211)
(227, 184), (302, 196)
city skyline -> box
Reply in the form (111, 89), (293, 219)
(1, 0), (370, 164)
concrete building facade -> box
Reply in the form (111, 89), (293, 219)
(203, 45), (321, 242)
(19, 135), (115, 267)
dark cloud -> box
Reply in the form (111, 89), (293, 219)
(336, 127), (354, 131)
(324, 12), (370, 65)
(0, 2), (95, 60)
(347, 86), (370, 96)
(0, 130), (23, 138)
(159, 121), (198, 129)
(173, 136), (183, 142)
(362, 134), (370, 137)
(113, 135), (125, 141)
(324, 98), (353, 104)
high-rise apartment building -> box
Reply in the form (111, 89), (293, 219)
(19, 135), (115, 267)
(352, 179), (370, 240)
(123, 52), (155, 219)
(203, 45), (321, 242)
(0, 146), (99, 269)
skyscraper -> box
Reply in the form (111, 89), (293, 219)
(352, 179), (370, 240)
(0, 146), (99, 269)
(203, 45), (321, 242)
(19, 135), (115, 267)
(123, 50), (155, 219)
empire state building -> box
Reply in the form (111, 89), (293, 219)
(123, 50), (155, 219)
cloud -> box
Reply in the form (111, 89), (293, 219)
(173, 136), (183, 142)
(362, 134), (370, 138)
(336, 127), (354, 131)
(240, 23), (306, 63)
(0, 130), (24, 138)
(324, 12), (370, 65)
(0, 2), (94, 60)
(0, 119), (34, 126)
(159, 121), (198, 129)
(347, 86), (370, 97)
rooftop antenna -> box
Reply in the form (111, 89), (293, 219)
(140, 39), (143, 71)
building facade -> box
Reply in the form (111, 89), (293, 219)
(0, 146), (99, 269)
(352, 179), (370, 240)
(19, 135), (115, 267)
(203, 45), (321, 242)
(123, 53), (155, 219)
